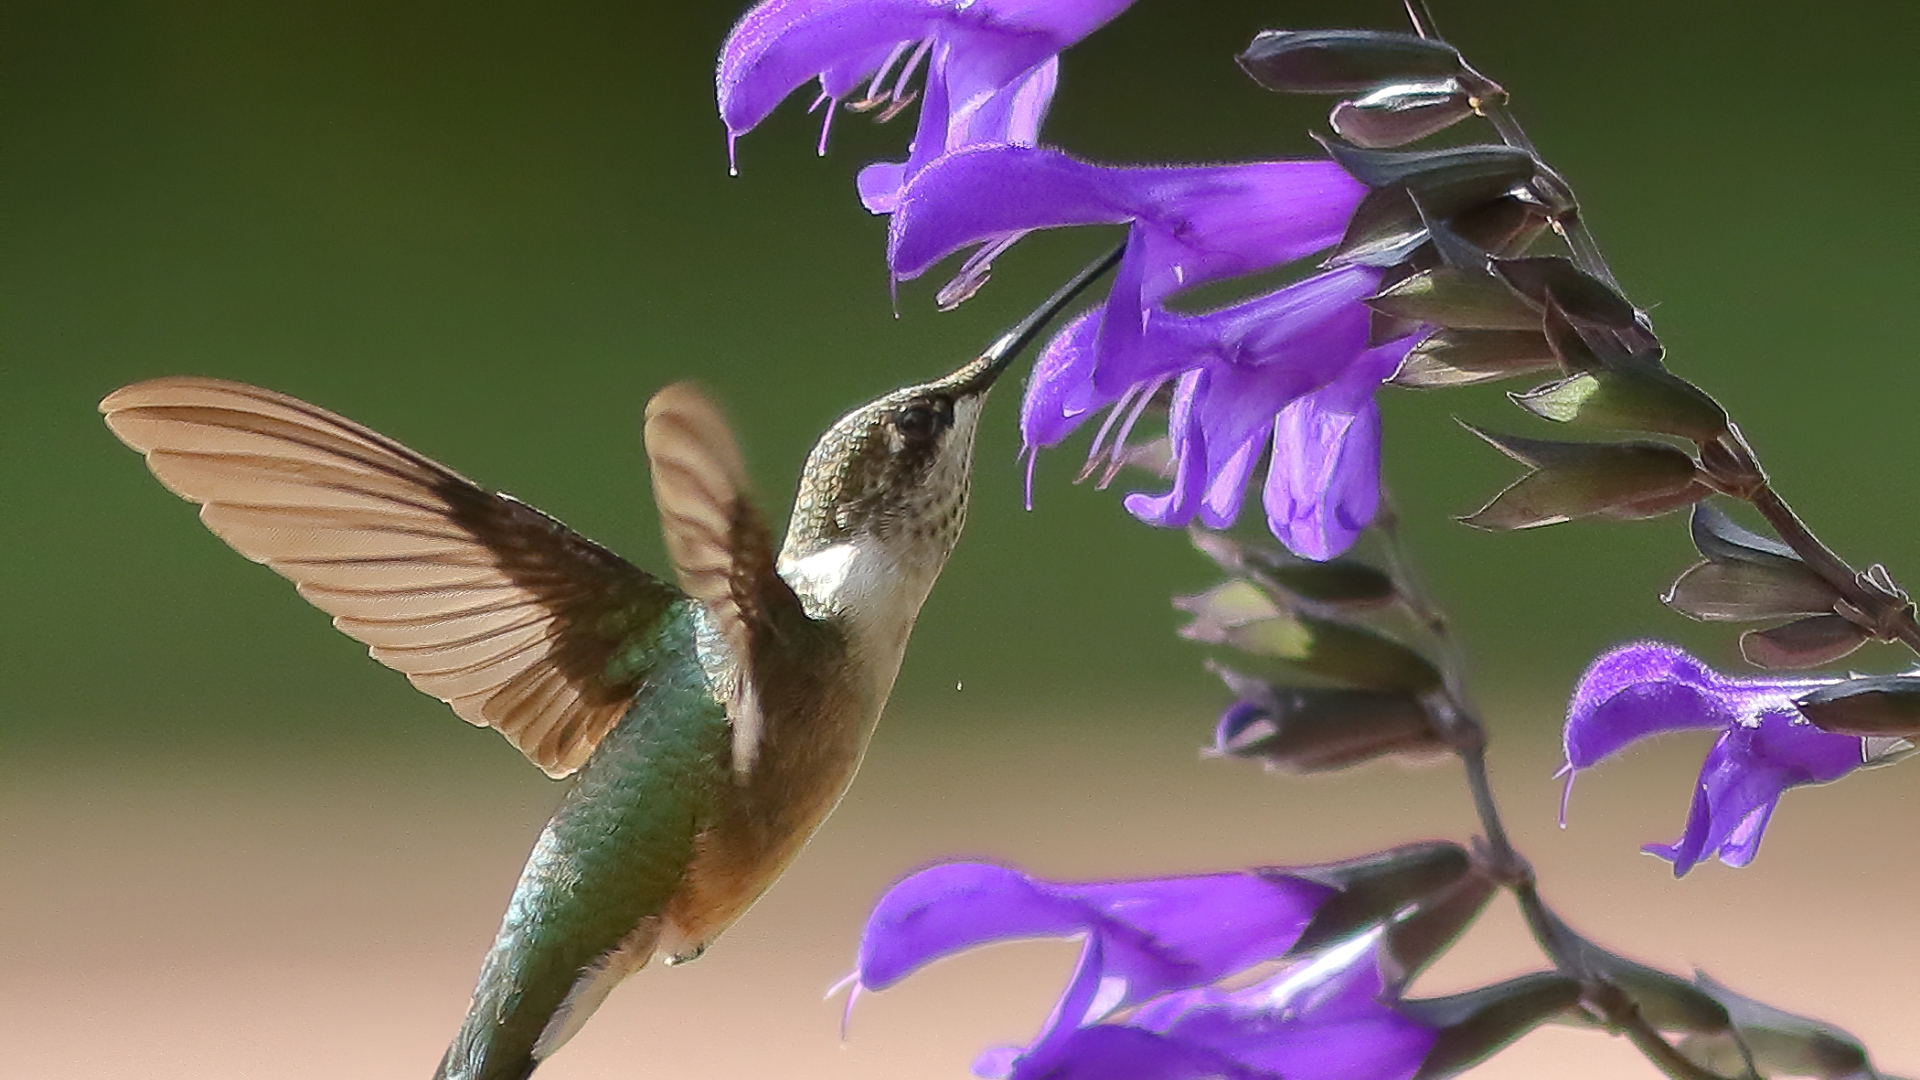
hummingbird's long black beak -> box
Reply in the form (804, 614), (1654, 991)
(953, 243), (1125, 396)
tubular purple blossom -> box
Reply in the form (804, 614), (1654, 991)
(1559, 641), (1897, 875)
(716, 0), (1136, 205)
(845, 862), (1428, 1080)
(883, 144), (1412, 557)
(886, 144), (1364, 320)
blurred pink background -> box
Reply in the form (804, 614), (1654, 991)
(6, 701), (1912, 1078)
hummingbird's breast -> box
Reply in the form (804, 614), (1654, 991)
(659, 553), (914, 959)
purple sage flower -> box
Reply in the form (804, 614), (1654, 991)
(845, 862), (1437, 1080)
(716, 0), (1136, 209)
(887, 143), (1411, 557)
(1560, 641), (1896, 876)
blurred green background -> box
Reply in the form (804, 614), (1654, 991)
(4, 0), (1916, 754)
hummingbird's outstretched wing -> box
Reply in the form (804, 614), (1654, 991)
(100, 376), (681, 777)
(641, 382), (808, 775)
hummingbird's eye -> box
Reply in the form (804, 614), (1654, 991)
(893, 399), (950, 443)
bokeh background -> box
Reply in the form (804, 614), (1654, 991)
(4, 1), (1916, 1076)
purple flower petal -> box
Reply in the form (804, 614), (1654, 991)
(854, 860), (1335, 1007)
(1019, 308), (1111, 450)
(1123, 369), (1209, 528)
(1254, 337), (1403, 561)
(1128, 939), (1433, 1080)
(887, 145), (1363, 301)
(1559, 641), (1873, 875)
(1562, 641), (1831, 770)
(993, 1024), (1268, 1080)
(1645, 706), (1867, 875)
(719, 0), (1134, 180)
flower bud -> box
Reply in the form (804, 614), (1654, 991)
(1322, 140), (1536, 218)
(1368, 267), (1541, 331)
(1493, 255), (1643, 330)
(1392, 329), (1557, 388)
(1795, 675), (1920, 739)
(1664, 558), (1838, 623)
(1509, 366), (1729, 443)
(1536, 909), (1733, 1037)
(1212, 676), (1444, 773)
(1239, 29), (1465, 94)
(1458, 426), (1702, 531)
(1740, 613), (1870, 669)
(1331, 80), (1477, 147)
(1689, 502), (1801, 568)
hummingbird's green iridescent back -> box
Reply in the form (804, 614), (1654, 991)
(438, 599), (729, 1079)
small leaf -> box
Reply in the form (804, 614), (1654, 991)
(1664, 560), (1839, 623)
(1678, 971), (1880, 1080)
(1402, 973), (1584, 1080)
(1320, 141), (1537, 218)
(1450, 196), (1551, 258)
(1458, 429), (1700, 531)
(1509, 370), (1729, 443)
(1211, 673), (1442, 773)
(1327, 186), (1429, 268)
(1740, 614), (1871, 670)
(1380, 869), (1497, 989)
(1391, 329), (1557, 388)
(1795, 675), (1920, 739)
(1368, 267), (1541, 331)
(1282, 841), (1470, 957)
(1330, 80), (1476, 148)
(1177, 581), (1443, 694)
(1494, 255), (1642, 329)
(1690, 503), (1802, 569)
(1595, 479), (1714, 522)
(1239, 29), (1464, 94)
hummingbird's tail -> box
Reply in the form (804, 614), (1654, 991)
(432, 1048), (536, 1080)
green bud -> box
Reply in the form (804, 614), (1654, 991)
(1320, 141), (1536, 218)
(1368, 268), (1541, 331)
(1458, 426), (1701, 531)
(1510, 369), (1728, 443)
(1392, 329), (1557, 388)
(1175, 580), (1444, 694)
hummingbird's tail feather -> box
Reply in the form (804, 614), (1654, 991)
(432, 1047), (535, 1080)
(437, 917), (662, 1080)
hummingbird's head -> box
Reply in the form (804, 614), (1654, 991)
(773, 246), (1121, 644)
(781, 351), (1007, 578)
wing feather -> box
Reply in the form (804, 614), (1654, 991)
(101, 376), (681, 777)
(642, 383), (811, 776)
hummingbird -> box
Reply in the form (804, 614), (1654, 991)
(98, 250), (1117, 1080)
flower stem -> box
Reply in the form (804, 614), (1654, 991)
(1748, 480), (1920, 654)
